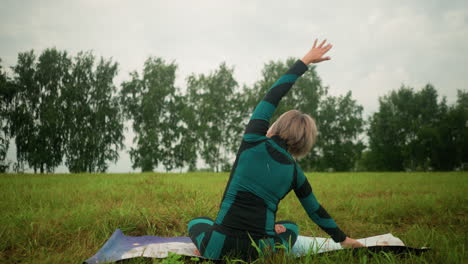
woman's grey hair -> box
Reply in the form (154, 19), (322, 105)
(268, 110), (318, 159)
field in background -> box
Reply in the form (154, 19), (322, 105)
(0, 172), (466, 263)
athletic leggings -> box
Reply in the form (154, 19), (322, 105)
(187, 217), (298, 260)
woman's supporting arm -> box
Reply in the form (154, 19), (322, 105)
(294, 165), (365, 247)
(293, 164), (348, 243)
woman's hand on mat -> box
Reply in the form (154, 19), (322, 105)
(340, 237), (365, 248)
(275, 224), (286, 234)
(301, 39), (333, 65)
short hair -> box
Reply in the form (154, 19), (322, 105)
(268, 110), (318, 159)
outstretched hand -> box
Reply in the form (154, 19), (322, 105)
(301, 39), (333, 65)
(340, 237), (365, 248)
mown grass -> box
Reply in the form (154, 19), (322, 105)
(0, 172), (466, 263)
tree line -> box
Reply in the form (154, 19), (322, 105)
(0, 48), (466, 173)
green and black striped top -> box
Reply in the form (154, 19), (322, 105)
(215, 59), (347, 243)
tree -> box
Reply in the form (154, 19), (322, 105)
(120, 57), (186, 172)
(432, 90), (468, 170)
(186, 63), (243, 172)
(316, 91), (365, 171)
(0, 59), (14, 172)
(63, 52), (124, 173)
(10, 49), (70, 173)
(452, 90), (468, 169)
(367, 84), (445, 171)
(159, 93), (199, 172)
(405, 85), (441, 170)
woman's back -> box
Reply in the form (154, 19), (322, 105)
(215, 135), (296, 237)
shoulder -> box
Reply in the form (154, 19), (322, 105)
(265, 139), (294, 165)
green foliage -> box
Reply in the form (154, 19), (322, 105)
(9, 49), (71, 173)
(366, 84), (466, 171)
(431, 90), (468, 170)
(121, 57), (189, 172)
(186, 63), (244, 172)
(0, 59), (14, 172)
(4, 48), (465, 173)
(63, 52), (124, 173)
(7, 49), (124, 173)
(315, 91), (365, 171)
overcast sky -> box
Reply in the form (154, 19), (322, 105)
(1, 0), (467, 173)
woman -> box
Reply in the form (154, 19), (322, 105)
(187, 39), (364, 260)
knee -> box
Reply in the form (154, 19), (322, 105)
(188, 217), (214, 234)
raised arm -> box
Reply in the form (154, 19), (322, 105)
(243, 39), (333, 142)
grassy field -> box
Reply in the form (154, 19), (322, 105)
(0, 172), (466, 263)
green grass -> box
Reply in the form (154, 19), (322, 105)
(0, 172), (466, 263)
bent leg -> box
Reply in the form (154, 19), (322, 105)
(188, 216), (214, 251)
(188, 217), (227, 259)
(275, 220), (299, 252)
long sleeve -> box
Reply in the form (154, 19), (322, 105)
(293, 164), (347, 243)
(243, 59), (308, 142)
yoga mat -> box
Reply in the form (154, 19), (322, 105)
(84, 229), (430, 263)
